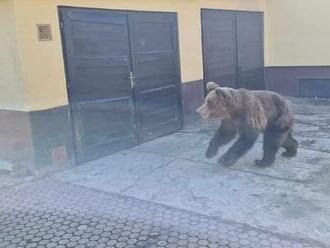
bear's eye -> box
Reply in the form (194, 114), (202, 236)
(207, 101), (214, 107)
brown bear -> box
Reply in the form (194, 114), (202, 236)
(196, 82), (298, 167)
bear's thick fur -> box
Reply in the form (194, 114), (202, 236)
(196, 82), (298, 167)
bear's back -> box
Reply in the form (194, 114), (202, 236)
(251, 90), (293, 129)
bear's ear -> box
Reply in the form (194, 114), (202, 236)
(206, 81), (219, 92)
(215, 87), (229, 100)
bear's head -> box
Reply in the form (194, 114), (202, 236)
(196, 82), (233, 120)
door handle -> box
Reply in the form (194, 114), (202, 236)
(128, 72), (135, 89)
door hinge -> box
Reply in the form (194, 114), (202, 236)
(128, 72), (135, 89)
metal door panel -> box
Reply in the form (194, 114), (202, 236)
(60, 8), (137, 163)
(201, 10), (238, 89)
(73, 58), (131, 101)
(236, 12), (265, 90)
(129, 12), (182, 142)
(133, 53), (177, 91)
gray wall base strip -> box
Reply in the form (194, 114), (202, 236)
(29, 106), (73, 169)
(265, 66), (330, 96)
(0, 110), (35, 172)
(0, 106), (73, 172)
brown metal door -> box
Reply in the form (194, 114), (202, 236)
(60, 8), (138, 163)
(201, 9), (265, 91)
(236, 12), (265, 90)
(60, 8), (182, 163)
(201, 10), (239, 89)
(129, 12), (182, 142)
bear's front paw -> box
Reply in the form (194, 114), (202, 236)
(255, 159), (271, 167)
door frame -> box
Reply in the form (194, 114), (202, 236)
(58, 6), (183, 165)
(200, 8), (265, 95)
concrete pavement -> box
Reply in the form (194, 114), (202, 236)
(50, 97), (330, 245)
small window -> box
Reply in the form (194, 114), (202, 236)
(37, 24), (52, 41)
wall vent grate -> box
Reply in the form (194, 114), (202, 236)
(37, 24), (52, 41)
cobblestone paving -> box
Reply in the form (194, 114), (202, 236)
(0, 179), (327, 248)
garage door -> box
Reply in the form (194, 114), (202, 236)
(201, 9), (265, 91)
(59, 7), (182, 164)
(129, 12), (182, 142)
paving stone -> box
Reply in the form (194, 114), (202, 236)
(0, 179), (326, 248)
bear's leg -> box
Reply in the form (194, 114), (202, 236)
(217, 130), (258, 166)
(255, 128), (289, 166)
(282, 133), (298, 157)
(206, 120), (238, 158)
